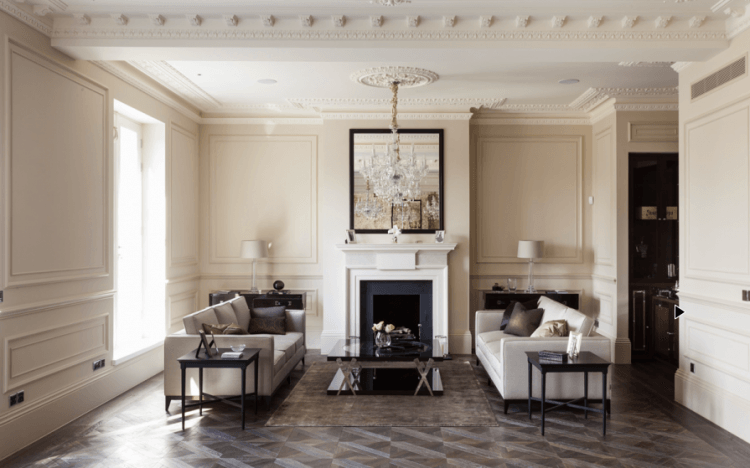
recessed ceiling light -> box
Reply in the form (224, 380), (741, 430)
(257, 79), (277, 85)
(559, 79), (580, 85)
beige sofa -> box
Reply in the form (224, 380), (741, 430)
(164, 296), (305, 411)
(475, 296), (612, 413)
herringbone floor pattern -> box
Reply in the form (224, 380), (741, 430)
(3, 354), (749, 468)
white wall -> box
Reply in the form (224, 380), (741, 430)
(0, 11), (200, 461)
(198, 124), (324, 348)
(469, 122), (595, 343)
(676, 27), (750, 444)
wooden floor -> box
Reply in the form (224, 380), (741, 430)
(4, 353), (750, 468)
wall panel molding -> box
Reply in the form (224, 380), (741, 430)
(475, 135), (583, 264)
(168, 122), (199, 268)
(208, 135), (318, 265)
(4, 40), (110, 288)
(0, 291), (114, 320)
(4, 311), (109, 393)
(685, 317), (750, 382)
(628, 122), (678, 142)
(684, 97), (750, 284)
(593, 127), (616, 266)
(168, 289), (198, 328)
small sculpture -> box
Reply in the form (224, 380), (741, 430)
(388, 225), (402, 243)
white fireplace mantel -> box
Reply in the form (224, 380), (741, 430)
(335, 243), (457, 341)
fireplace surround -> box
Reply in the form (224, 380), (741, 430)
(335, 243), (457, 344)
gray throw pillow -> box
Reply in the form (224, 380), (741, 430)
(504, 302), (545, 337)
(500, 299), (539, 330)
(249, 306), (286, 335)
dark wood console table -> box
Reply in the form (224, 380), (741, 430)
(482, 289), (581, 310)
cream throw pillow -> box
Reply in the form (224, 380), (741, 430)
(530, 319), (569, 338)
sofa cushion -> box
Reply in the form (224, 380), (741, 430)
(477, 330), (507, 350)
(565, 307), (595, 336)
(230, 296), (251, 330)
(504, 303), (545, 337)
(250, 305), (287, 335)
(273, 350), (286, 375)
(183, 307), (219, 335)
(530, 320), (569, 338)
(274, 337), (296, 362)
(539, 296), (568, 324)
(202, 323), (248, 335)
(285, 332), (304, 350)
(214, 302), (239, 325)
(500, 299), (538, 330)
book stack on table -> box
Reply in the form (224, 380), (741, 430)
(538, 350), (568, 363)
(221, 352), (244, 359)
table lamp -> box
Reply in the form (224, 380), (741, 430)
(518, 240), (544, 293)
(241, 240), (269, 293)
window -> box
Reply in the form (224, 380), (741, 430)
(114, 112), (165, 362)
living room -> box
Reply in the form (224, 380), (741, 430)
(1, 0), (750, 466)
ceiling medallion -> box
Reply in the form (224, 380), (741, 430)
(351, 67), (439, 88)
(370, 0), (411, 5)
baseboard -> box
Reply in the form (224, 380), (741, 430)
(319, 330), (345, 355)
(0, 345), (164, 462)
(614, 338), (631, 364)
(450, 331), (472, 355)
(675, 368), (750, 445)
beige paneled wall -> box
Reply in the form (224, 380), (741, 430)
(676, 27), (750, 444)
(199, 124), (324, 348)
(0, 11), (199, 461)
(469, 123), (594, 341)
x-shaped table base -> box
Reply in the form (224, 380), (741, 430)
(334, 358), (436, 396)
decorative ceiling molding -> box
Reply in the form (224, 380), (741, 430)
(0, 0), (52, 35)
(288, 97), (506, 110)
(672, 61), (693, 72)
(570, 87), (678, 112)
(187, 14), (201, 27)
(50, 27), (727, 42)
(201, 117), (323, 125)
(370, 0), (411, 5)
(444, 16), (455, 28)
(689, 15), (706, 28)
(588, 16), (603, 28)
(351, 66), (439, 88)
(612, 103), (679, 111)
(128, 60), (221, 110)
(91, 61), (201, 123)
(493, 103), (572, 114)
(618, 61), (675, 67)
(300, 15), (312, 27)
(321, 112), (473, 120)
(727, 8), (750, 39)
(471, 117), (593, 126)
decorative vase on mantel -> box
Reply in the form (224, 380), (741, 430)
(388, 225), (402, 244)
(375, 331), (392, 348)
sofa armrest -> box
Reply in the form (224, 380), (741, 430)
(286, 309), (306, 335)
(476, 310), (505, 335)
(163, 333), (276, 396)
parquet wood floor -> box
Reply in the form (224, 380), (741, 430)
(3, 353), (749, 468)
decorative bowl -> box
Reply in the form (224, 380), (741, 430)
(230, 344), (246, 353)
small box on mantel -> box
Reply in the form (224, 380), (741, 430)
(637, 206), (657, 220)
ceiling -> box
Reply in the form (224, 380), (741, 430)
(9, 0), (750, 117)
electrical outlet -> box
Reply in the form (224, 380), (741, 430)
(9, 394), (17, 407)
(17, 390), (23, 404)
(93, 359), (105, 371)
(690, 363), (695, 373)
(0, 290), (3, 302)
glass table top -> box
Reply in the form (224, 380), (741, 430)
(327, 338), (445, 362)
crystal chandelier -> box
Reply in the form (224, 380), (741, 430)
(354, 180), (385, 220)
(358, 81), (430, 207)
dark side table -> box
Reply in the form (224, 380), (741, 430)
(526, 351), (611, 436)
(177, 347), (261, 431)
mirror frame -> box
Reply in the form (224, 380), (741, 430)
(349, 128), (444, 234)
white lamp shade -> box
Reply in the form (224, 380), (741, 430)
(240, 240), (268, 259)
(517, 240), (544, 259)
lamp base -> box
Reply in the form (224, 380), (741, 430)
(525, 286), (537, 293)
(248, 286), (260, 293)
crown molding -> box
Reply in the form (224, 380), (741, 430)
(91, 60), (202, 123)
(201, 117), (323, 125)
(0, 0), (53, 35)
(50, 26), (727, 42)
(727, 8), (750, 39)
(321, 112), (473, 120)
(589, 99), (617, 124)
(571, 86), (678, 112)
(612, 103), (679, 111)
(671, 61), (694, 72)
(128, 60), (221, 110)
(470, 117), (592, 126)
(288, 97), (506, 110)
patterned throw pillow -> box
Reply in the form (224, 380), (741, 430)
(249, 306), (287, 335)
(530, 319), (569, 338)
(504, 302), (545, 337)
(500, 299), (539, 330)
(202, 323), (248, 335)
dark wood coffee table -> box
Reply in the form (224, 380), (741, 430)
(177, 347), (261, 431)
(327, 339), (445, 396)
(526, 351), (611, 436)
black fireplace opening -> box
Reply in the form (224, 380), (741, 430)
(360, 281), (433, 342)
